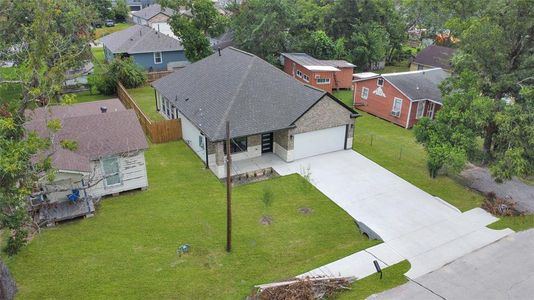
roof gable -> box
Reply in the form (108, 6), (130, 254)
(382, 69), (450, 103)
(132, 4), (175, 20)
(152, 47), (340, 141)
(413, 45), (456, 69)
(101, 25), (183, 54)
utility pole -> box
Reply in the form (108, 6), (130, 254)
(226, 121), (232, 252)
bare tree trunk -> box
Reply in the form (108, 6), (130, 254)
(483, 123), (496, 163)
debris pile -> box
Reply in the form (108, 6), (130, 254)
(252, 277), (354, 300)
(481, 192), (523, 216)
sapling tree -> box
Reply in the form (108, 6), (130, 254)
(0, 0), (94, 254)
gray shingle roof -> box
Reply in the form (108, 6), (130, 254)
(413, 45), (456, 70)
(132, 4), (175, 20)
(152, 47), (336, 141)
(25, 100), (148, 172)
(383, 68), (449, 103)
(100, 25), (183, 54)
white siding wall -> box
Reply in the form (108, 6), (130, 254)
(178, 111), (207, 162)
(88, 151), (148, 197)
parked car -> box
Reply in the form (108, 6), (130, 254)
(105, 19), (115, 27)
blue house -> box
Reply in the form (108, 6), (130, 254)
(100, 25), (189, 72)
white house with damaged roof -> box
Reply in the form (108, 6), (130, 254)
(24, 99), (148, 225)
(151, 47), (359, 178)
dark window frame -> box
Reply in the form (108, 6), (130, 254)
(223, 136), (247, 154)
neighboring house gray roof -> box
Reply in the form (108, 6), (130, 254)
(132, 4), (175, 20)
(413, 45), (456, 70)
(152, 47), (353, 141)
(25, 100), (148, 172)
(281, 53), (355, 71)
(382, 68), (449, 103)
(101, 25), (183, 54)
(25, 99), (126, 121)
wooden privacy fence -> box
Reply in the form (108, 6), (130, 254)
(146, 70), (173, 82)
(117, 82), (182, 144)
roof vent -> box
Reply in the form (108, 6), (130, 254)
(100, 106), (107, 113)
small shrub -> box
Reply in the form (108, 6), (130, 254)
(262, 187), (273, 208)
(93, 57), (146, 95)
(4, 229), (27, 256)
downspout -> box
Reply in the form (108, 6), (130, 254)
(205, 136), (209, 169)
(155, 90), (160, 111)
(405, 100), (413, 129)
(344, 124), (349, 149)
(352, 82), (357, 106)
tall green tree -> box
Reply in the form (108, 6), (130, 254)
(325, 0), (404, 69)
(415, 0), (534, 181)
(84, 0), (112, 21)
(113, 0), (130, 22)
(0, 0), (94, 254)
(232, 0), (296, 63)
(163, 0), (226, 62)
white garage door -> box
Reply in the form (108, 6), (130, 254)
(293, 125), (347, 160)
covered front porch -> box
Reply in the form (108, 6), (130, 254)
(223, 152), (287, 179)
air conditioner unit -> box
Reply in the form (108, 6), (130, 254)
(391, 111), (400, 117)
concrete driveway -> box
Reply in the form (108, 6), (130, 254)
(371, 229), (534, 300)
(272, 150), (513, 279)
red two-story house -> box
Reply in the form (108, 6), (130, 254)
(353, 68), (449, 128)
(281, 53), (355, 93)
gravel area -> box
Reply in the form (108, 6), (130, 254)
(461, 164), (534, 214)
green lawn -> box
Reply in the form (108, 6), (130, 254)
(338, 261), (411, 300)
(91, 47), (105, 65)
(95, 23), (131, 39)
(335, 91), (534, 231)
(5, 141), (379, 299)
(0, 67), (22, 106)
(380, 64), (411, 74)
(127, 86), (164, 121)
(334, 91), (483, 212)
(71, 90), (114, 103)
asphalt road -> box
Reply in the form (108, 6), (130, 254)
(370, 229), (534, 300)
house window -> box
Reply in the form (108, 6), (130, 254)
(417, 64), (424, 70)
(377, 78), (384, 86)
(296, 70), (303, 78)
(302, 74), (309, 82)
(223, 136), (247, 154)
(416, 101), (426, 119)
(162, 98), (167, 113)
(199, 136), (205, 150)
(154, 52), (163, 64)
(102, 157), (121, 186)
(316, 78), (330, 84)
(164, 100), (170, 117)
(391, 97), (402, 117)
(361, 87), (369, 99)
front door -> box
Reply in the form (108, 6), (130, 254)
(261, 133), (273, 153)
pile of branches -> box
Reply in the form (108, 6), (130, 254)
(252, 277), (354, 300)
(481, 192), (523, 217)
